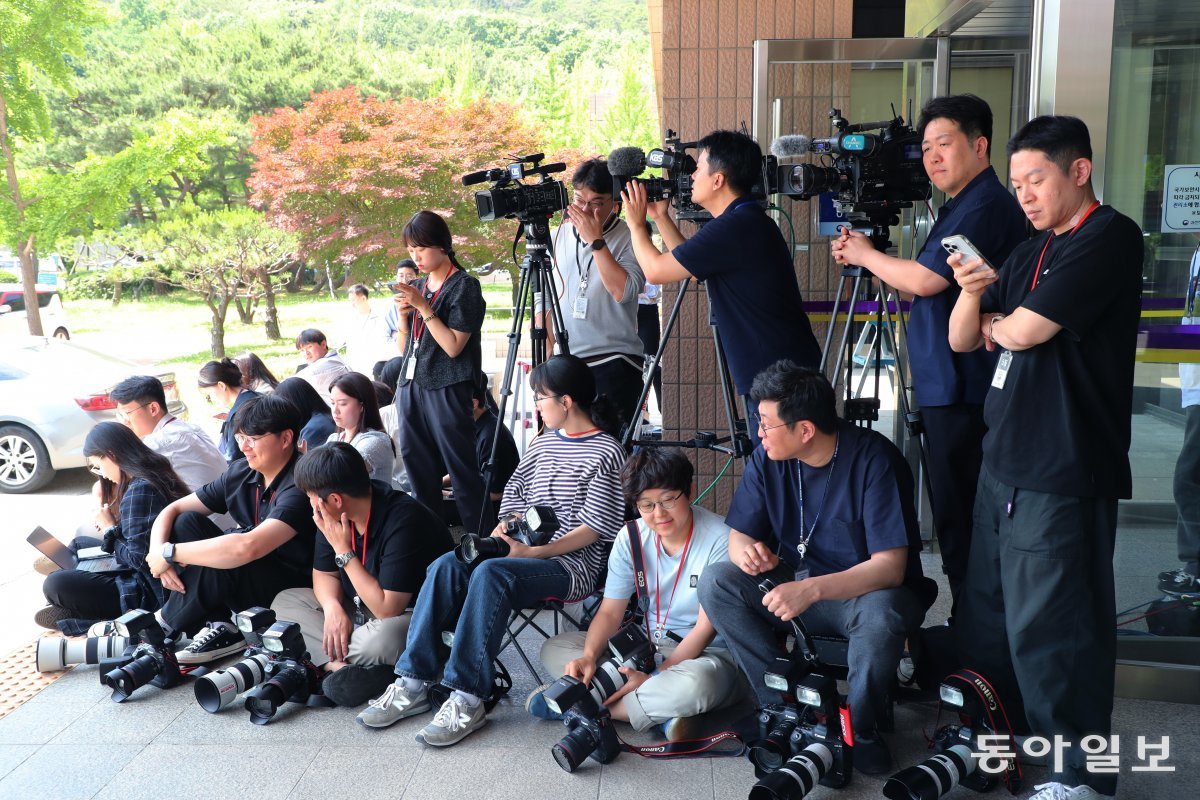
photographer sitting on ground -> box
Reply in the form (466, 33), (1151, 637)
(623, 129), (821, 448)
(529, 447), (750, 740)
(698, 361), (928, 776)
(138, 394), (319, 664)
(271, 443), (453, 707)
(356, 354), (626, 749)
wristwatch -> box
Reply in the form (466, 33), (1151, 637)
(591, 238), (607, 251)
(161, 542), (176, 565)
(334, 551), (356, 569)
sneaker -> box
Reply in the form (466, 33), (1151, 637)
(357, 680), (431, 729)
(33, 605), (70, 630)
(415, 694), (488, 747)
(525, 682), (563, 721)
(1029, 782), (1112, 800)
(175, 622), (246, 665)
(1158, 567), (1200, 595)
(32, 555), (59, 576)
(853, 732), (893, 776)
(321, 664), (397, 708)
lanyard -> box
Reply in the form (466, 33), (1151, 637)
(652, 520), (695, 640)
(412, 267), (454, 342)
(1030, 200), (1100, 291)
(796, 433), (840, 561)
(350, 508), (371, 567)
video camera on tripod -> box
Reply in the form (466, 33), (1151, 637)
(462, 153), (569, 222)
(608, 130), (715, 223)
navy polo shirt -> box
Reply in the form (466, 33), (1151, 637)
(909, 167), (1027, 407)
(725, 421), (923, 582)
(672, 200), (821, 394)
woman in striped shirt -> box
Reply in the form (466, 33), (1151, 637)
(356, 355), (628, 748)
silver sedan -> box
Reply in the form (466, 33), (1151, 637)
(0, 337), (188, 493)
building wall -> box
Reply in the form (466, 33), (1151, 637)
(650, 1), (854, 511)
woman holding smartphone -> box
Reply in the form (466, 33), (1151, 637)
(392, 210), (491, 531)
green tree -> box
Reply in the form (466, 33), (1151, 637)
(0, 0), (104, 334)
(598, 45), (659, 153)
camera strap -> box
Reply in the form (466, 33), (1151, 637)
(618, 729), (746, 759)
(625, 520), (651, 628)
(936, 669), (1023, 794)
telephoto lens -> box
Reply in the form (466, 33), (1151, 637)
(194, 653), (272, 713)
(748, 743), (834, 800)
(882, 743), (978, 800)
(35, 633), (128, 673)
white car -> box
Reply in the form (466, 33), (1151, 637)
(0, 337), (187, 493)
(0, 285), (71, 340)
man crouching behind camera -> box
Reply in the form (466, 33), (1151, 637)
(530, 447), (751, 739)
(698, 361), (929, 776)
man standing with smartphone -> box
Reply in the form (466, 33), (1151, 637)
(831, 94), (1026, 615)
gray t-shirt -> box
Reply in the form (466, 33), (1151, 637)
(604, 504), (730, 644)
(550, 218), (645, 361)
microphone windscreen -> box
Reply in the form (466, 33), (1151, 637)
(769, 134), (812, 158)
(607, 146), (647, 178)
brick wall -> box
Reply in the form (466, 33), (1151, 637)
(648, 1), (854, 512)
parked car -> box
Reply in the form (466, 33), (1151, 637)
(0, 285), (70, 340)
(0, 337), (187, 493)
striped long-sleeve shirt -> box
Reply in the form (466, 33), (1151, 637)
(499, 430), (627, 600)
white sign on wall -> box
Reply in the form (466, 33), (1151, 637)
(1163, 165), (1200, 232)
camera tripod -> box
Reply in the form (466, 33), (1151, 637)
(477, 215), (571, 533)
(621, 274), (755, 462)
(821, 219), (936, 531)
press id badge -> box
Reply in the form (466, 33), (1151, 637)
(991, 350), (1013, 389)
(403, 355), (418, 380)
(573, 295), (589, 320)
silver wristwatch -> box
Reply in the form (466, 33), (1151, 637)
(162, 542), (176, 565)
(334, 551), (355, 569)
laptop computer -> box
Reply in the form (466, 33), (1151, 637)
(27, 526), (127, 574)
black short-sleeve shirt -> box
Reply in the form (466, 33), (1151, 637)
(398, 269), (486, 391)
(194, 453), (316, 575)
(312, 481), (453, 603)
(672, 200), (821, 394)
(979, 205), (1144, 497)
(725, 421), (923, 582)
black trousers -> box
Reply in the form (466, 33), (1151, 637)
(636, 304), (663, 408)
(921, 402), (986, 616)
(957, 465), (1118, 795)
(159, 512), (309, 636)
(42, 568), (127, 621)
(588, 357), (644, 436)
(396, 380), (492, 532)
(1176, 404), (1200, 573)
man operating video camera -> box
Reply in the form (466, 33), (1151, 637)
(623, 130), (822, 447)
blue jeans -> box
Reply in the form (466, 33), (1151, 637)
(698, 560), (921, 734)
(395, 551), (571, 699)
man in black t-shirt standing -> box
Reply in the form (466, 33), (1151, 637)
(948, 116), (1143, 800)
(272, 444), (453, 707)
(145, 395), (319, 665)
(623, 130), (821, 446)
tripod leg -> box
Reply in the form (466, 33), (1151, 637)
(819, 271), (851, 376)
(622, 280), (692, 448)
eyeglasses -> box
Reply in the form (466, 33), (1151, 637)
(635, 492), (685, 515)
(533, 394), (562, 404)
(752, 412), (791, 434)
(234, 432), (275, 449)
(115, 403), (149, 422)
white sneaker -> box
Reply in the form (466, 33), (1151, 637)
(415, 694), (487, 747)
(1029, 782), (1113, 800)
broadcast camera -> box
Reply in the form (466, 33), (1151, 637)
(608, 130), (713, 222)
(746, 579), (853, 800)
(99, 609), (183, 702)
(462, 153), (569, 222)
(883, 671), (1022, 799)
(768, 107), (930, 246)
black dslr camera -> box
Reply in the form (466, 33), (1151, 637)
(193, 607), (277, 714)
(462, 154), (569, 223)
(455, 505), (560, 565)
(883, 672), (1021, 799)
(746, 580), (853, 800)
(541, 623), (655, 773)
(241, 620), (323, 725)
(100, 609), (182, 702)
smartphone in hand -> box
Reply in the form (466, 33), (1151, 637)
(941, 235), (994, 274)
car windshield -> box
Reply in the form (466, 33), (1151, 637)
(3, 339), (135, 374)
